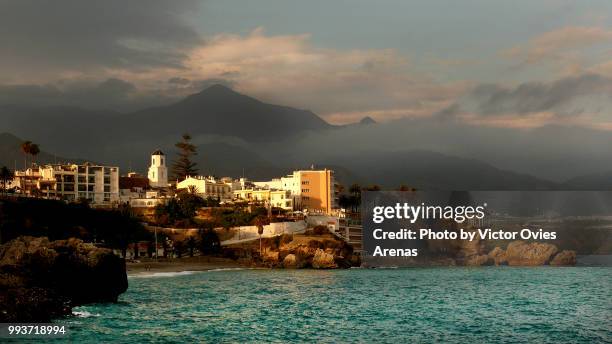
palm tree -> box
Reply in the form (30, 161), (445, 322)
(29, 143), (40, 167)
(349, 184), (361, 212)
(20, 141), (32, 169)
(19, 141), (40, 168)
(254, 215), (269, 259)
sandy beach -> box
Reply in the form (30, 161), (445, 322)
(126, 256), (252, 276)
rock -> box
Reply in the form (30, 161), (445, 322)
(262, 251), (279, 265)
(488, 246), (507, 266)
(312, 249), (337, 269)
(282, 254), (299, 268)
(465, 254), (493, 266)
(550, 250), (577, 266)
(0, 236), (128, 322)
(505, 241), (558, 266)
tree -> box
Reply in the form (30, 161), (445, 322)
(29, 144), (40, 166)
(20, 141), (40, 168)
(198, 228), (220, 255)
(337, 194), (352, 210)
(398, 185), (416, 192)
(348, 183), (362, 212)
(21, 141), (32, 169)
(254, 215), (269, 258)
(172, 133), (198, 181)
(174, 240), (185, 258)
(0, 166), (12, 193)
(186, 236), (197, 257)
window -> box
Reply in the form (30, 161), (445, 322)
(302, 189), (309, 193)
(301, 181), (309, 185)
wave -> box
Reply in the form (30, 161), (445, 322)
(207, 268), (249, 272)
(132, 270), (202, 278)
(72, 310), (101, 318)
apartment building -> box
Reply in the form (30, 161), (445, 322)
(254, 169), (335, 214)
(14, 163), (119, 205)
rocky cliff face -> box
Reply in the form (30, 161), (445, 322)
(226, 232), (358, 269)
(0, 236), (128, 322)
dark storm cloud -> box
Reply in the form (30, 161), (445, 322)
(0, 0), (201, 74)
(0, 79), (164, 111)
(470, 74), (612, 116)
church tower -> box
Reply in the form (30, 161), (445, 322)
(148, 150), (168, 188)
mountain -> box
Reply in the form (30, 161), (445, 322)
(0, 84), (337, 166)
(318, 150), (559, 190)
(359, 116), (377, 125)
(563, 171), (612, 190)
(0, 132), (81, 170)
(192, 142), (284, 181)
(123, 84), (333, 141)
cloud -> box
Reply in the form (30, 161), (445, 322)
(437, 73), (612, 130)
(501, 26), (612, 65)
(0, 0), (201, 84)
(0, 78), (169, 111)
(170, 28), (469, 123)
(0, 26), (466, 121)
(471, 74), (612, 116)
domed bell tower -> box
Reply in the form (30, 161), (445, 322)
(148, 150), (168, 188)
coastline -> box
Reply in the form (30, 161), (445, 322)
(126, 257), (252, 277)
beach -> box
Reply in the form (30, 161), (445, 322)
(126, 256), (251, 276)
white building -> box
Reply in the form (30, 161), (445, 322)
(177, 176), (232, 200)
(14, 163), (120, 205)
(148, 150), (168, 188)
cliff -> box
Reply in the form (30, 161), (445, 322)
(0, 236), (128, 322)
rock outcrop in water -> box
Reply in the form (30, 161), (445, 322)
(504, 241), (558, 265)
(481, 241), (575, 266)
(0, 236), (128, 322)
(550, 250), (577, 266)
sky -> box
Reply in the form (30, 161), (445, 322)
(2, 0), (612, 128)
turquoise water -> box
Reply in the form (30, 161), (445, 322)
(59, 268), (611, 343)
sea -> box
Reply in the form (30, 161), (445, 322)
(41, 267), (612, 343)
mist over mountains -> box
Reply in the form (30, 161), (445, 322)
(1, 84), (611, 189)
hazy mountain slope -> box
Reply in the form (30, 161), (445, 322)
(190, 142), (285, 181)
(0, 132), (83, 169)
(319, 150), (560, 190)
(563, 171), (612, 190)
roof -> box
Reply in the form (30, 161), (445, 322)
(151, 149), (164, 156)
(119, 176), (150, 190)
